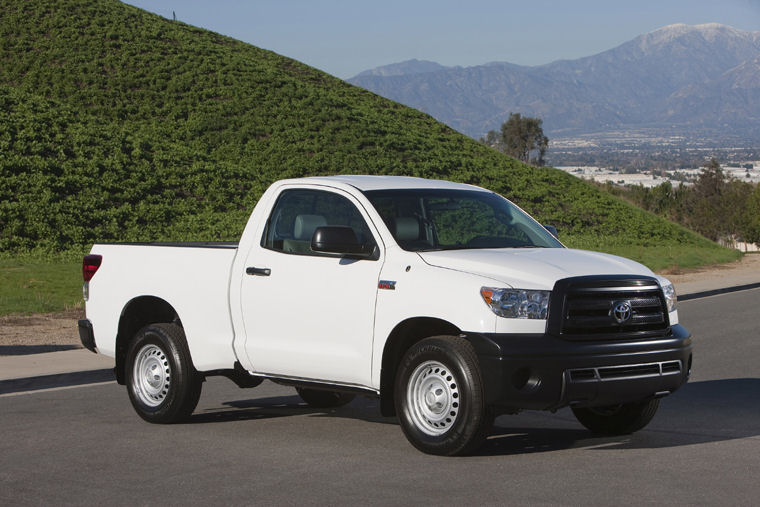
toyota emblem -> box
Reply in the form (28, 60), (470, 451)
(612, 301), (632, 324)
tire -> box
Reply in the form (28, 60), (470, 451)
(572, 398), (660, 435)
(395, 336), (494, 456)
(296, 387), (355, 408)
(126, 323), (202, 423)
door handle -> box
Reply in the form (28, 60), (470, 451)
(246, 267), (271, 276)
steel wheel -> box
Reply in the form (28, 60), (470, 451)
(395, 336), (493, 455)
(132, 344), (171, 408)
(126, 323), (202, 423)
(407, 360), (460, 436)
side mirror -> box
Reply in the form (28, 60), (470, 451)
(311, 226), (375, 258)
(543, 224), (559, 239)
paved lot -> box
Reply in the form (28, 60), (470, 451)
(1, 289), (759, 505)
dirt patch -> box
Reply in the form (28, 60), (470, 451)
(0, 309), (84, 347)
(659, 253), (760, 285)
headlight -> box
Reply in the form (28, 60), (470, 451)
(661, 280), (677, 313)
(480, 287), (550, 319)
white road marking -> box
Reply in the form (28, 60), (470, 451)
(0, 381), (115, 398)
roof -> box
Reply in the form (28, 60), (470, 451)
(296, 175), (488, 192)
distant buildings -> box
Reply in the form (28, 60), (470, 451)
(557, 162), (760, 188)
(720, 238), (759, 253)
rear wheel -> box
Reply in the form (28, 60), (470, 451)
(126, 323), (202, 423)
(572, 398), (660, 435)
(395, 336), (493, 456)
(296, 387), (355, 408)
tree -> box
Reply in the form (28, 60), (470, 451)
(481, 113), (549, 166)
(685, 158), (727, 241)
(744, 184), (760, 244)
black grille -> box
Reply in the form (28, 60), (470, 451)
(548, 275), (670, 340)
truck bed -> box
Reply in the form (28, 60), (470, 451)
(86, 242), (240, 371)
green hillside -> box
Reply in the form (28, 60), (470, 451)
(0, 0), (736, 271)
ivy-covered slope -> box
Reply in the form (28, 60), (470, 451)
(0, 0), (726, 262)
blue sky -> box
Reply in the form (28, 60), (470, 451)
(124, 0), (760, 79)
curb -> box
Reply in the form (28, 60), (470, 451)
(678, 282), (760, 302)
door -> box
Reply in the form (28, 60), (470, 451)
(239, 187), (383, 387)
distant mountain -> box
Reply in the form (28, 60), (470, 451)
(348, 24), (760, 141)
(664, 54), (760, 127)
(353, 59), (453, 77)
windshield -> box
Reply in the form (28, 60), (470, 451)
(364, 189), (563, 251)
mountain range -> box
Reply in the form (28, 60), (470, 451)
(348, 24), (760, 142)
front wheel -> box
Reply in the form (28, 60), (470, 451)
(126, 323), (202, 423)
(395, 336), (493, 456)
(572, 398), (660, 435)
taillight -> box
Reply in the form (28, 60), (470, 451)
(83, 254), (102, 282)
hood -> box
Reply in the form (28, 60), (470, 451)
(418, 248), (655, 290)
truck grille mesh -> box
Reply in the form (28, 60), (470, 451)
(548, 275), (670, 340)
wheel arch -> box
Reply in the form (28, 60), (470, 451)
(379, 317), (461, 417)
(115, 296), (182, 385)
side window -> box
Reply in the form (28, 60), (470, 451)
(262, 189), (376, 255)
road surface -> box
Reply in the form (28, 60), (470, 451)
(1, 289), (758, 505)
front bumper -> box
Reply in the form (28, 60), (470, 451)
(466, 324), (692, 411)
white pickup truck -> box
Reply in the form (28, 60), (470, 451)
(80, 175), (691, 455)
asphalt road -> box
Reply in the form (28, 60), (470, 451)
(2, 289), (759, 506)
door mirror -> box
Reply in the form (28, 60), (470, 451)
(311, 226), (375, 258)
(543, 224), (559, 239)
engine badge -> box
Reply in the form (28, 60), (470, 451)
(612, 300), (632, 324)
